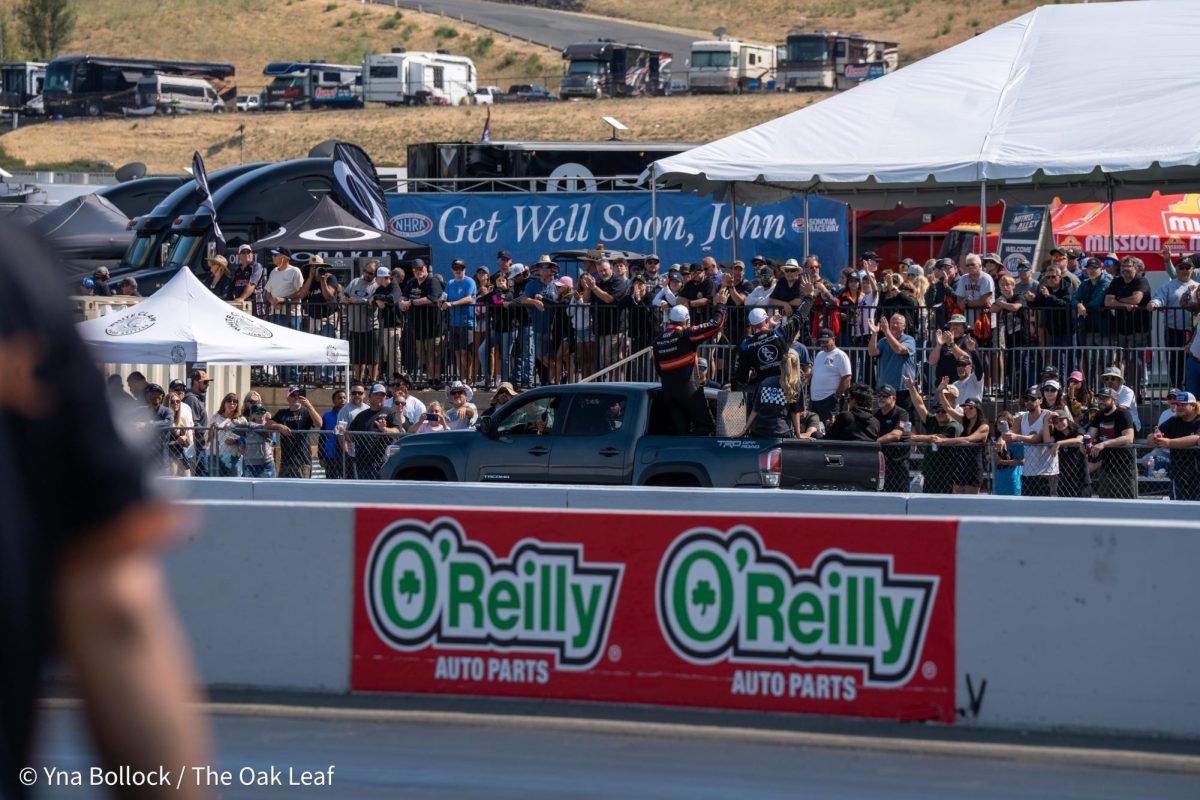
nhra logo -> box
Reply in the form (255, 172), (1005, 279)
(365, 518), (623, 670)
(105, 311), (156, 336)
(224, 312), (274, 339)
(656, 528), (938, 686)
(791, 217), (806, 234)
(389, 213), (434, 238)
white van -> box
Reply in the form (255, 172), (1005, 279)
(137, 74), (224, 114)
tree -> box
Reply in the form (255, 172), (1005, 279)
(16, 0), (75, 60)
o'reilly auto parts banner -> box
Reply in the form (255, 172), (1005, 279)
(353, 508), (956, 722)
(384, 192), (848, 280)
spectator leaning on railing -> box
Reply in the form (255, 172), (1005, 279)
(320, 388), (347, 479)
(1087, 386), (1137, 500)
(1148, 254), (1199, 389)
(1073, 256), (1113, 346)
(1005, 387), (1058, 497)
(342, 261), (381, 384)
(346, 384), (404, 479)
(904, 375), (963, 495)
(1104, 256), (1152, 393)
(274, 386), (322, 479)
(1152, 391), (1200, 501)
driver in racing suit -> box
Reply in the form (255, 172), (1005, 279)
(653, 304), (726, 435)
(733, 307), (807, 402)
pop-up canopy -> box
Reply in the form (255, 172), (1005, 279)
(650, 1), (1200, 209)
(76, 267), (349, 366)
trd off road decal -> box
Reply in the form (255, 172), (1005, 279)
(353, 509), (956, 722)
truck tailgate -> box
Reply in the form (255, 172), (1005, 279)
(777, 440), (883, 491)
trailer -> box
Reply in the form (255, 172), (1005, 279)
(44, 55), (235, 117)
(0, 61), (46, 113)
(687, 40), (776, 94)
(363, 50), (477, 106)
(262, 62), (362, 111)
(559, 40), (671, 99)
(779, 31), (897, 91)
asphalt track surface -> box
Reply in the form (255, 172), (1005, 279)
(374, 0), (701, 58)
(30, 704), (1200, 800)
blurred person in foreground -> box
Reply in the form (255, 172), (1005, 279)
(0, 225), (212, 799)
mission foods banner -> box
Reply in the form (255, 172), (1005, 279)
(352, 508), (956, 723)
(384, 192), (849, 281)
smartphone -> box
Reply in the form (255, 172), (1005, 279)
(426, 412), (438, 421)
(998, 420), (1010, 435)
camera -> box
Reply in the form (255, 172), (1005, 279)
(317, 266), (327, 276)
(425, 412), (438, 421)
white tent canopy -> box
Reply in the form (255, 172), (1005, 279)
(76, 268), (349, 366)
(651, 1), (1200, 209)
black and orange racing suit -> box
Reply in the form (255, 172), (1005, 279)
(652, 308), (726, 435)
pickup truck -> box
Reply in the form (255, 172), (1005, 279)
(504, 83), (557, 102)
(473, 86), (504, 105)
(380, 383), (882, 490)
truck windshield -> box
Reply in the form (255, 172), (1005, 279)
(267, 76), (303, 91)
(568, 61), (603, 75)
(123, 234), (156, 269)
(691, 51), (735, 68)
(44, 61), (74, 93)
(786, 37), (829, 63)
(166, 234), (205, 268)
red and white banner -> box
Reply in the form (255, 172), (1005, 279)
(353, 508), (957, 723)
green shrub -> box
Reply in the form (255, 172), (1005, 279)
(433, 24), (458, 39)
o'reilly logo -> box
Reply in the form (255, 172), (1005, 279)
(656, 528), (938, 687)
(365, 518), (623, 670)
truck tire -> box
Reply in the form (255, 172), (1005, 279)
(86, 102), (100, 117)
(645, 473), (701, 487)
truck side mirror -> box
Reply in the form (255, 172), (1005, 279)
(476, 416), (497, 438)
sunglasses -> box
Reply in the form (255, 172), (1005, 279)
(350, 390), (365, 395)
(450, 390), (466, 396)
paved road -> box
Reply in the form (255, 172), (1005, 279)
(375, 0), (701, 58)
(29, 707), (1200, 800)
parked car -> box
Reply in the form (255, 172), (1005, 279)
(236, 93), (262, 112)
(473, 85), (504, 105)
(136, 74), (223, 114)
(381, 383), (883, 489)
(505, 83), (557, 102)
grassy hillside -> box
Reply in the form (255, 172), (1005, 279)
(2, 93), (829, 171)
(0, 0), (561, 92)
(580, 0), (1089, 63)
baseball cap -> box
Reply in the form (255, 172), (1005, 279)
(238, 243), (253, 253)
(190, 369), (211, 382)
(270, 247), (291, 258)
(1068, 370), (1085, 383)
(875, 384), (897, 398)
(748, 307), (769, 326)
(817, 328), (835, 341)
(731, 259), (745, 269)
(554, 274), (574, 289)
(509, 263), (527, 277)
(751, 255), (766, 264)
(375, 266), (391, 277)
(906, 265), (923, 276)
(697, 357), (709, 370)
(369, 383), (388, 395)
(1042, 379), (1062, 391)
(645, 254), (660, 264)
(1040, 364), (1060, 375)
(631, 274), (647, 285)
(497, 249), (512, 260)
(982, 252), (1003, 266)
(944, 385), (961, 398)
(143, 383), (164, 396)
(1101, 366), (1124, 380)
(451, 258), (467, 270)
(1097, 387), (1118, 399)
(168, 379), (186, 392)
(668, 305), (690, 324)
(1022, 389), (1039, 401)
(1082, 257), (1103, 270)
(667, 270), (684, 282)
(960, 396), (982, 409)
(1174, 391), (1198, 404)
(938, 257), (956, 269)
(287, 385), (306, 397)
(411, 258), (426, 268)
(899, 258), (916, 267)
(948, 314), (967, 325)
(1050, 247), (1066, 257)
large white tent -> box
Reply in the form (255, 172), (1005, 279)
(651, 0), (1200, 209)
(76, 268), (349, 367)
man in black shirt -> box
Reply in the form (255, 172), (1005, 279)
(826, 383), (881, 442)
(677, 263), (716, 318)
(347, 383), (405, 479)
(874, 384), (911, 492)
(1088, 387), (1137, 499)
(0, 224), (212, 800)
(618, 275), (659, 379)
(585, 259), (628, 370)
(184, 368), (211, 475)
(400, 259), (446, 388)
(300, 255), (341, 385)
(721, 260), (754, 342)
(1154, 391), (1200, 501)
(1104, 256), (1153, 392)
(274, 387), (323, 478)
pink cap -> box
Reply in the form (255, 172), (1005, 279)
(555, 275), (574, 289)
(1068, 370), (1084, 382)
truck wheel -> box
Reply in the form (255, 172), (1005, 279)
(284, 101), (293, 112)
(86, 102), (100, 117)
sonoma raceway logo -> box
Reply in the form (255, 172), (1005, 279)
(364, 517), (623, 670)
(389, 213), (434, 238)
(105, 311), (156, 336)
(656, 528), (938, 687)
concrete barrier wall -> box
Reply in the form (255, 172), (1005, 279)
(955, 518), (1200, 737)
(163, 493), (1200, 738)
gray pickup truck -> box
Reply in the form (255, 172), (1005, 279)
(381, 383), (882, 490)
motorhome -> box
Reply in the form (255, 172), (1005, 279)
(44, 55), (235, 117)
(136, 74), (225, 114)
(0, 61), (46, 112)
(262, 62), (362, 110)
(687, 40), (776, 94)
(559, 40), (671, 99)
(363, 51), (477, 106)
(778, 31), (897, 90)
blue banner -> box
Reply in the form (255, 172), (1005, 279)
(385, 191), (848, 281)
